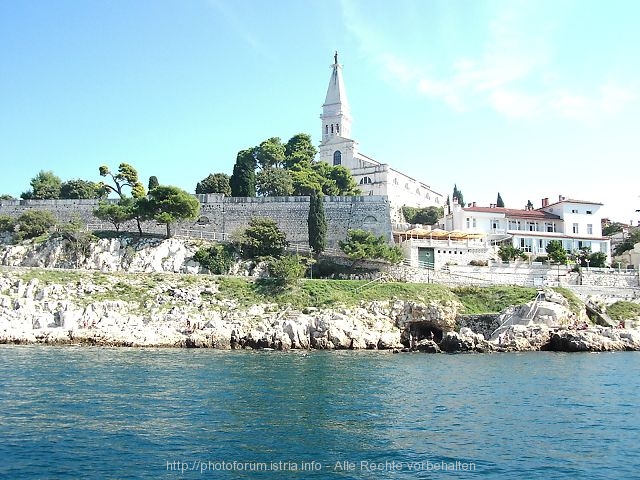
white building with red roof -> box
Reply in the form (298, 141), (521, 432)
(445, 195), (611, 261)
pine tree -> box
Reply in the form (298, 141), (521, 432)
(308, 190), (327, 255)
(148, 176), (159, 191)
(496, 192), (504, 207)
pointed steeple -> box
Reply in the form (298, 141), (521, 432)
(321, 51), (352, 141)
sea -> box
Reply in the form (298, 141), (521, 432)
(1, 346), (638, 479)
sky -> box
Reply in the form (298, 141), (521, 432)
(1, 0), (639, 224)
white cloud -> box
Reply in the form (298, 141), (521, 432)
(339, 0), (637, 122)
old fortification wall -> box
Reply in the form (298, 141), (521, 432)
(0, 195), (392, 247)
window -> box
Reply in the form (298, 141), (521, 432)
(527, 221), (537, 231)
(393, 178), (399, 185)
(520, 238), (532, 252)
(472, 218), (477, 228)
(572, 223), (579, 234)
(546, 222), (556, 233)
(336, 124), (340, 134)
(571, 209), (578, 213)
(587, 224), (593, 235)
(425, 193), (430, 199)
(325, 125), (328, 135)
(359, 176), (372, 185)
(416, 188), (420, 195)
(492, 220), (499, 229)
(405, 183), (410, 190)
(435, 198), (440, 204)
(466, 218), (470, 228)
(333, 150), (342, 166)
(586, 210), (592, 215)
(331, 124), (334, 134)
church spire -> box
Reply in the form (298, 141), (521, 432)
(321, 51), (351, 140)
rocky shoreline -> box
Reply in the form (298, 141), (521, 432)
(2, 268), (639, 353)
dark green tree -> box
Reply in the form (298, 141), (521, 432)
(325, 164), (360, 196)
(496, 192), (505, 207)
(255, 137), (286, 169)
(602, 221), (624, 237)
(238, 217), (288, 259)
(0, 194), (16, 200)
(0, 215), (15, 232)
(195, 173), (231, 196)
(256, 168), (294, 196)
(308, 190), (327, 255)
(589, 251), (608, 268)
(148, 176), (159, 191)
(546, 240), (567, 264)
(147, 185), (200, 238)
(21, 170), (62, 199)
(614, 229), (640, 256)
(339, 229), (403, 265)
(452, 184), (464, 208)
(285, 133), (317, 168)
(230, 149), (257, 197)
(60, 179), (108, 199)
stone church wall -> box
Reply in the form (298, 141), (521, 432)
(0, 195), (392, 247)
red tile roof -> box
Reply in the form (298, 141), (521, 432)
(463, 206), (560, 220)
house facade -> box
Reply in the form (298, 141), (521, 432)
(317, 53), (444, 212)
(445, 196), (611, 262)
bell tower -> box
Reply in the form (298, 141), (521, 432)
(319, 52), (357, 168)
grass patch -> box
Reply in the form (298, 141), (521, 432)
(453, 286), (537, 314)
(215, 277), (459, 309)
(551, 287), (583, 316)
(18, 268), (86, 285)
(606, 301), (640, 321)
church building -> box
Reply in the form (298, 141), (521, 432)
(318, 53), (444, 213)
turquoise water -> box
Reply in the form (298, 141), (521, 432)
(1, 347), (639, 479)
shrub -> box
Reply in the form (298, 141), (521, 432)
(469, 259), (488, 266)
(267, 255), (306, 286)
(497, 245), (527, 262)
(194, 243), (236, 275)
(15, 210), (57, 240)
(238, 218), (288, 259)
(0, 215), (15, 232)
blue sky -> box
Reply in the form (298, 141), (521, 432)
(1, 0), (638, 223)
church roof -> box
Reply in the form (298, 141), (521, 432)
(323, 52), (350, 110)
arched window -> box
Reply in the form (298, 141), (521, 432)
(393, 178), (399, 185)
(416, 188), (420, 195)
(336, 124), (340, 134)
(359, 176), (372, 185)
(333, 150), (342, 165)
(325, 125), (328, 135)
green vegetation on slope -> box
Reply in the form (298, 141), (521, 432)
(452, 286), (537, 314)
(606, 301), (640, 321)
(551, 287), (583, 316)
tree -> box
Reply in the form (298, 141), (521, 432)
(230, 149), (257, 197)
(93, 199), (135, 232)
(195, 173), (231, 196)
(238, 217), (288, 259)
(325, 165), (360, 196)
(452, 184), (464, 208)
(0, 194), (16, 200)
(614, 229), (640, 256)
(308, 191), (327, 255)
(497, 245), (527, 262)
(339, 229), (403, 265)
(21, 170), (62, 199)
(14, 210), (57, 240)
(148, 176), (159, 191)
(589, 251), (607, 268)
(602, 220), (624, 237)
(285, 133), (317, 168)
(402, 206), (444, 225)
(496, 192), (505, 208)
(147, 186), (200, 238)
(255, 137), (286, 169)
(256, 167), (294, 196)
(99, 163), (145, 199)
(546, 240), (567, 264)
(290, 165), (324, 196)
(60, 179), (108, 199)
